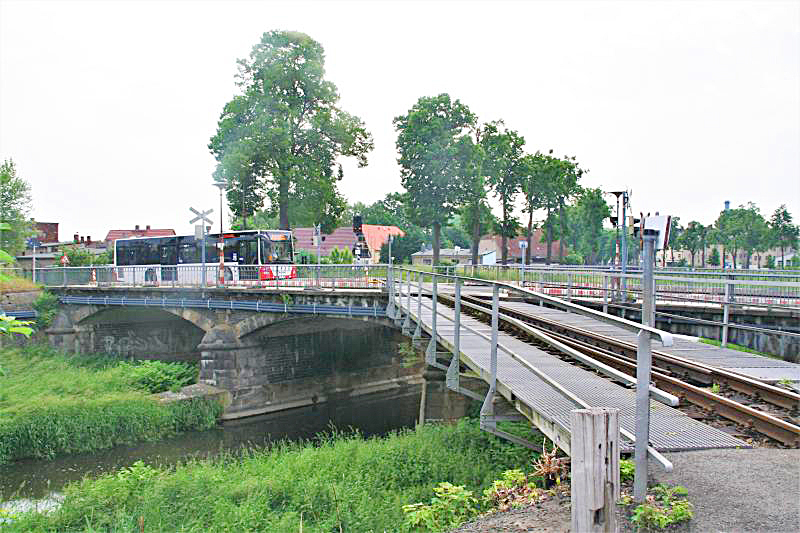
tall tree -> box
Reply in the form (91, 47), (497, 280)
(0, 159), (33, 256)
(714, 203), (769, 269)
(209, 31), (373, 230)
(769, 205), (799, 268)
(520, 152), (549, 264)
(681, 221), (705, 268)
(394, 94), (476, 265)
(570, 188), (611, 264)
(481, 122), (525, 264)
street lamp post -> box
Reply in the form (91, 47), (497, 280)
(213, 180), (226, 285)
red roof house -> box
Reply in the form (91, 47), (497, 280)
(104, 225), (176, 246)
(294, 224), (405, 263)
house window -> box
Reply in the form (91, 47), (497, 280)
(424, 259), (432, 265)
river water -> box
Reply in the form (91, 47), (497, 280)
(0, 385), (421, 508)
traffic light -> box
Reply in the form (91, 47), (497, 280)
(608, 216), (618, 227)
(353, 215), (363, 234)
(631, 213), (643, 238)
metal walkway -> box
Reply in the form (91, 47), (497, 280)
(400, 295), (748, 454)
(496, 300), (800, 383)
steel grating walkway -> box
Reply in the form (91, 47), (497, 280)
(497, 301), (800, 382)
(401, 296), (748, 453)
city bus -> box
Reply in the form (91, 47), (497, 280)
(114, 230), (296, 285)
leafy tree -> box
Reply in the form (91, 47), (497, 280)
(0, 159), (33, 257)
(455, 127), (492, 265)
(459, 200), (496, 265)
(520, 152), (549, 264)
(57, 245), (112, 266)
(708, 246), (720, 267)
(532, 152), (584, 263)
(570, 188), (611, 264)
(380, 226), (426, 264)
(713, 203), (769, 269)
(209, 31), (373, 231)
(394, 93), (476, 265)
(680, 221), (705, 268)
(665, 217), (682, 266)
(354, 192), (414, 229)
(769, 205), (799, 268)
(481, 122), (526, 264)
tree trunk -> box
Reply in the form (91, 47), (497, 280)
(690, 251), (695, 268)
(432, 222), (441, 266)
(471, 216), (480, 266)
(701, 243), (706, 267)
(278, 175), (289, 230)
(526, 209), (533, 265)
(545, 207), (552, 265)
(781, 246), (785, 268)
(558, 201), (565, 262)
(501, 205), (508, 265)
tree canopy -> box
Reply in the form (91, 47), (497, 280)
(0, 159), (33, 256)
(209, 31), (373, 231)
(394, 94), (476, 265)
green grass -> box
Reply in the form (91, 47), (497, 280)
(7, 420), (540, 532)
(0, 344), (221, 464)
(699, 337), (780, 359)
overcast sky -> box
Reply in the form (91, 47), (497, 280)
(1, 0), (798, 242)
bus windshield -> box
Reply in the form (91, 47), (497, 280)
(260, 235), (293, 264)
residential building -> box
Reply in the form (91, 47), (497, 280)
(104, 225), (176, 248)
(411, 248), (496, 266)
(293, 224), (405, 264)
(479, 230), (564, 264)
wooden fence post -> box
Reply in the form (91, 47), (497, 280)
(570, 407), (620, 533)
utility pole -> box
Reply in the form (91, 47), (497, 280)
(621, 191), (628, 297)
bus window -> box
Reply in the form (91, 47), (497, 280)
(159, 241), (177, 265)
(177, 238), (199, 264)
(239, 237), (258, 265)
(260, 235), (292, 264)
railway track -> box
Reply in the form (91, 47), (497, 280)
(431, 290), (800, 448)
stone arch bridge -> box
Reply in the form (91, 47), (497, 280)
(45, 286), (470, 419)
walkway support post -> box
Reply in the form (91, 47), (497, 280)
(722, 280), (731, 348)
(571, 407), (620, 533)
(447, 278), (462, 391)
(402, 270), (411, 334)
(634, 232), (657, 502)
(480, 284), (500, 428)
(425, 274), (438, 364)
(386, 263), (395, 319)
(413, 271), (422, 339)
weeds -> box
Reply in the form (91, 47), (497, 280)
(482, 469), (541, 511)
(620, 459), (635, 482)
(403, 482), (479, 532)
(629, 484), (694, 531)
(8, 421), (537, 532)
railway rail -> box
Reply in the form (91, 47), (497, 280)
(431, 290), (800, 448)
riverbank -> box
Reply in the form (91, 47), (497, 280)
(0, 343), (222, 465)
(6, 421), (540, 532)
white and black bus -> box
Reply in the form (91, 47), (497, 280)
(114, 230), (296, 285)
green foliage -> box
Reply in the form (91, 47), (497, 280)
(57, 245), (112, 266)
(403, 482), (479, 532)
(708, 247), (721, 266)
(394, 93), (476, 264)
(0, 159), (34, 257)
(630, 484), (693, 530)
(481, 121), (526, 263)
(714, 203), (770, 269)
(119, 360), (197, 393)
(327, 246), (354, 264)
(0, 344), (219, 464)
(0, 314), (33, 337)
(32, 290), (59, 330)
(209, 31), (373, 230)
(482, 469), (541, 511)
(10, 420), (538, 532)
(381, 226), (427, 264)
(769, 205), (799, 267)
(619, 459), (635, 482)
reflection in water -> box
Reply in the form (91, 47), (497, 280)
(0, 385), (421, 502)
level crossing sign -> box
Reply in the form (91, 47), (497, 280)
(60, 254), (69, 266)
(189, 207), (214, 226)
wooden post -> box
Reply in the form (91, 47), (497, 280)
(570, 408), (620, 533)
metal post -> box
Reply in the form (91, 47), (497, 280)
(567, 272), (573, 303)
(32, 242), (36, 283)
(402, 269), (412, 334)
(480, 284), (500, 426)
(634, 233), (656, 502)
(603, 274), (609, 314)
(413, 271), (422, 339)
(447, 278), (462, 390)
(386, 263), (395, 319)
(426, 275), (438, 364)
(621, 191), (628, 298)
(722, 281), (731, 348)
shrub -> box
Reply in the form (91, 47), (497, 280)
(32, 290), (59, 330)
(630, 484), (694, 530)
(620, 459), (635, 482)
(403, 482), (479, 532)
(119, 360), (197, 393)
